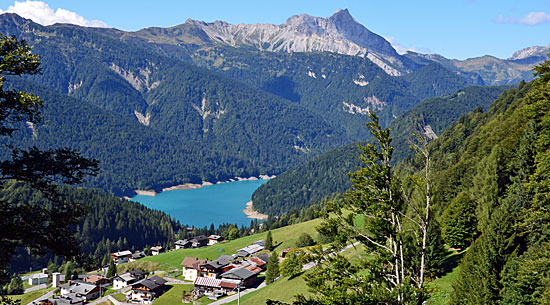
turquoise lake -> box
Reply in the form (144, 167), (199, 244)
(131, 179), (269, 228)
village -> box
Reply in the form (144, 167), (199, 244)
(22, 234), (299, 305)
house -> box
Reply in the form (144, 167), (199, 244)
(83, 274), (109, 286)
(175, 239), (190, 249)
(219, 267), (258, 288)
(129, 251), (146, 262)
(28, 271), (48, 285)
(151, 246), (164, 256)
(130, 276), (168, 304)
(113, 271), (142, 289)
(193, 277), (239, 297)
(38, 293), (85, 305)
(256, 253), (270, 264)
(208, 235), (223, 245)
(181, 257), (207, 281)
(111, 250), (133, 264)
(200, 255), (233, 278)
(60, 282), (100, 301)
(247, 256), (267, 270)
(190, 236), (209, 248)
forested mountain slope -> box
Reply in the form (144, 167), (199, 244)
(252, 85), (511, 215)
(0, 14), (348, 195)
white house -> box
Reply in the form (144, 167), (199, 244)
(208, 235), (223, 246)
(111, 250), (133, 265)
(113, 273), (137, 289)
(151, 246), (163, 256)
(181, 257), (207, 281)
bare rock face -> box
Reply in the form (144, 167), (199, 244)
(182, 9), (410, 75)
(508, 45), (550, 61)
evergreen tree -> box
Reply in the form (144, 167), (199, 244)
(106, 259), (117, 278)
(265, 251), (280, 284)
(295, 233), (315, 248)
(441, 192), (477, 249)
(265, 231), (273, 251)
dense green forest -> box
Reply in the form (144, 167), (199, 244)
(252, 85), (510, 215)
(0, 14), (350, 195)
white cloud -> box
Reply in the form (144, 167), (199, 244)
(495, 11), (550, 25)
(383, 36), (430, 55)
(0, 1), (108, 27)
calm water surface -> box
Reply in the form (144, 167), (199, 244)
(131, 179), (269, 227)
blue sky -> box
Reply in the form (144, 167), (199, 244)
(1, 0), (549, 60)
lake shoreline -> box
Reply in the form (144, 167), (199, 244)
(243, 201), (269, 220)
(131, 175), (275, 197)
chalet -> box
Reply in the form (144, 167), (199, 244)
(190, 235), (209, 248)
(200, 255), (233, 278)
(83, 274), (108, 286)
(247, 256), (267, 270)
(129, 251), (145, 262)
(151, 246), (164, 256)
(60, 282), (100, 301)
(181, 257), (207, 281)
(111, 250), (133, 264)
(220, 267), (258, 288)
(28, 271), (48, 285)
(113, 270), (145, 289)
(256, 253), (270, 264)
(175, 239), (190, 249)
(130, 276), (168, 304)
(208, 235), (223, 245)
(193, 276), (239, 297)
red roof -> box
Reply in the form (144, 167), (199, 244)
(249, 257), (266, 267)
(181, 257), (207, 270)
(194, 277), (221, 288)
(245, 265), (262, 274)
(220, 281), (238, 289)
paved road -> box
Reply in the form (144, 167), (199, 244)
(24, 284), (47, 294)
(88, 286), (131, 305)
(209, 282), (267, 305)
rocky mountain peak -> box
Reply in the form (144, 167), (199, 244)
(508, 45), (550, 61)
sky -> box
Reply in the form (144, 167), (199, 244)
(0, 0), (549, 60)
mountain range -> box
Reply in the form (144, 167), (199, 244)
(0, 9), (546, 197)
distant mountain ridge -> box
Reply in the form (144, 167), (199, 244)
(133, 8), (417, 76)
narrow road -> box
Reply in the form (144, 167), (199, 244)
(209, 282), (267, 305)
(88, 286), (131, 305)
(24, 284), (47, 294)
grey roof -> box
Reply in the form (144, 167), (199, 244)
(175, 239), (188, 245)
(132, 276), (167, 291)
(191, 235), (209, 242)
(64, 282), (98, 296)
(220, 267), (256, 281)
(45, 293), (85, 305)
(203, 254), (232, 269)
(256, 253), (270, 263)
(129, 269), (145, 279)
(114, 272), (136, 282)
(252, 240), (265, 247)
